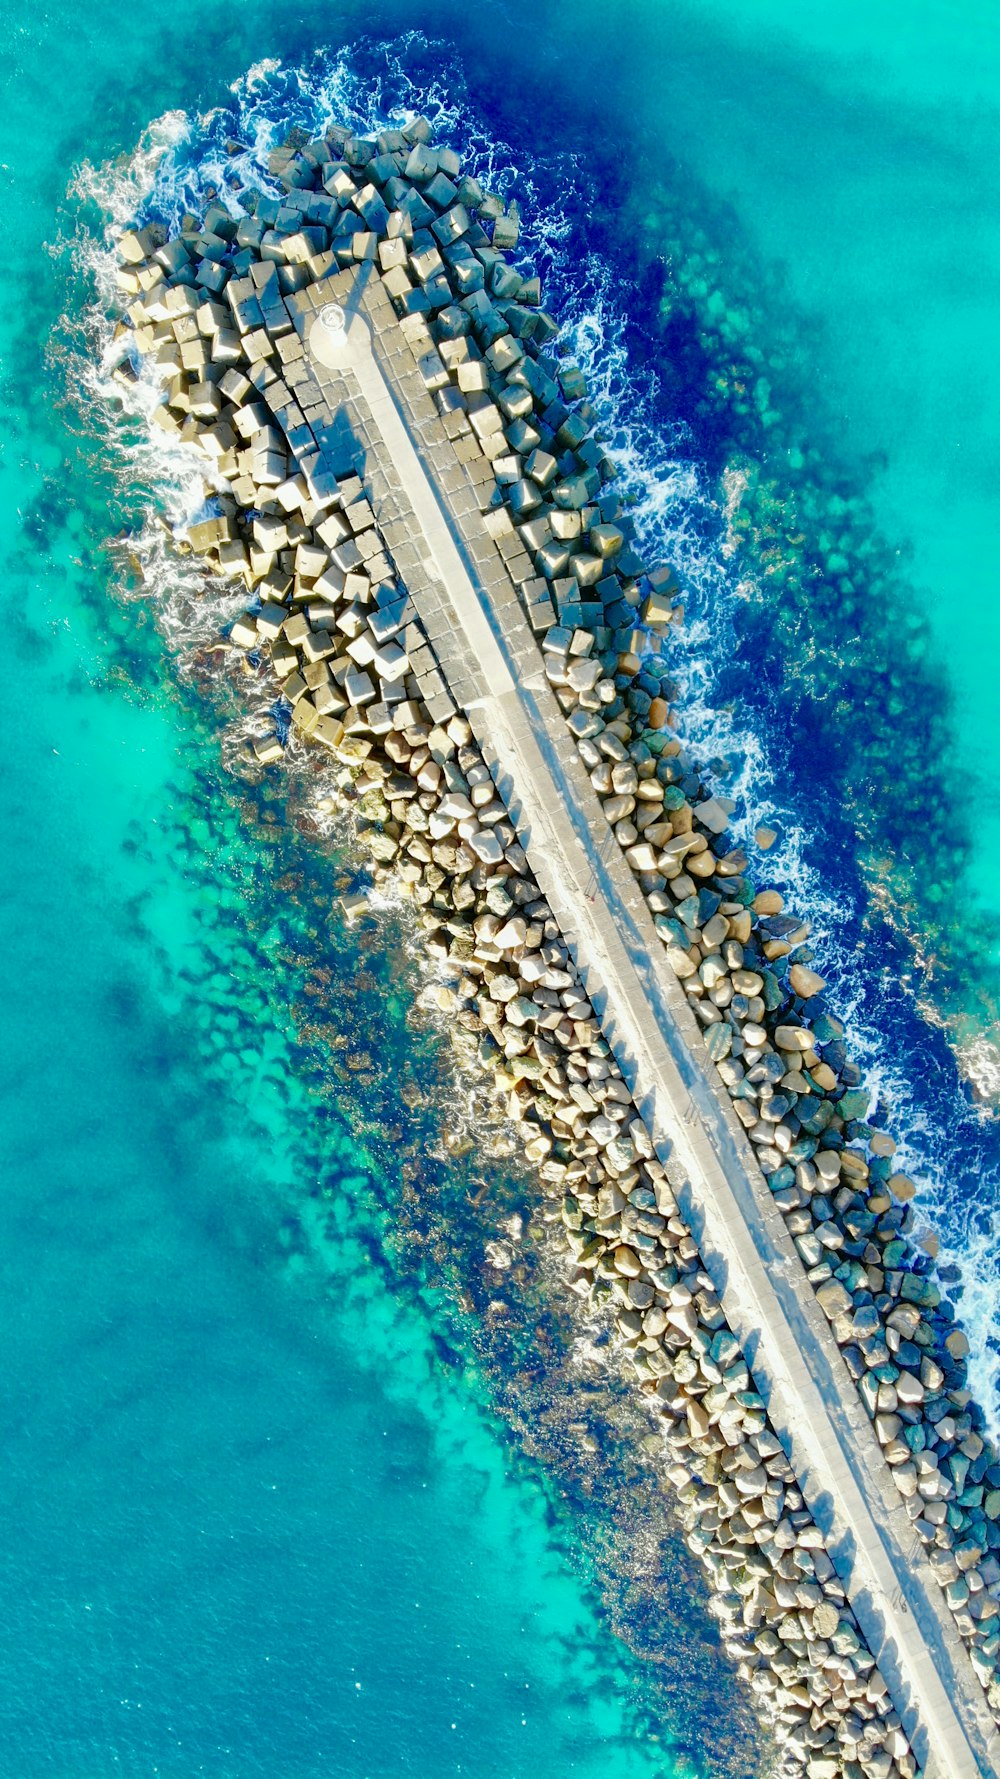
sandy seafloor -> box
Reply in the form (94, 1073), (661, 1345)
(1, 2), (998, 1774)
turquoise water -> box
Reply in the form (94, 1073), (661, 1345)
(3, 0), (1000, 1773)
(1, 368), (730, 1771)
(613, 0), (1000, 1000)
(3, 16), (750, 1773)
(650, 0), (1000, 877)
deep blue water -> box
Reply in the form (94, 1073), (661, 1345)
(3, 1), (1000, 1774)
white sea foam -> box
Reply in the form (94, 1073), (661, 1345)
(70, 38), (1000, 1430)
(513, 196), (1000, 1428)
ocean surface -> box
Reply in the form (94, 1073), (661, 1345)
(1, 1), (999, 1775)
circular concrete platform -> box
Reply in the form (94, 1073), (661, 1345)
(309, 301), (372, 369)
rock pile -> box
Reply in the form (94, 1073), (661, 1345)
(109, 110), (999, 1772)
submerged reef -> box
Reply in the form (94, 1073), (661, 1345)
(104, 107), (1000, 1779)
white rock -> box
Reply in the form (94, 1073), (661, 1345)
(567, 658), (601, 693)
(518, 953), (547, 983)
(344, 668), (375, 706)
(469, 829), (503, 864)
(695, 797), (734, 834)
(494, 917), (527, 950)
(625, 841), (659, 872)
(588, 1114), (617, 1146)
(373, 642), (408, 682)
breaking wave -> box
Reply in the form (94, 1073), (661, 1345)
(69, 31), (1000, 1430)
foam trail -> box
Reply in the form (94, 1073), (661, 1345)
(69, 35), (1000, 1431)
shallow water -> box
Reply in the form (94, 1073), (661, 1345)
(3, 0), (1000, 1772)
(91, 6), (1000, 1411)
(1, 430), (737, 1774)
(3, 19), (764, 1763)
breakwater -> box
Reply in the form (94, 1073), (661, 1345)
(107, 109), (1000, 1777)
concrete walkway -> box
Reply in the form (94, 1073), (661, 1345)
(289, 270), (1000, 1779)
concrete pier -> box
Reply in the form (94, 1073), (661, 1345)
(283, 262), (997, 1779)
(114, 123), (1000, 1778)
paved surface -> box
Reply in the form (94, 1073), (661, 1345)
(279, 266), (1000, 1779)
